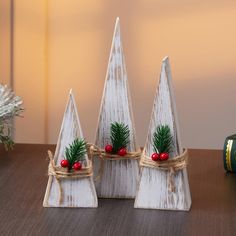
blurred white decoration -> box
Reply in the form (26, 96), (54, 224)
(0, 84), (23, 150)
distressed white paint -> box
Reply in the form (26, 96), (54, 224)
(94, 18), (139, 198)
(134, 57), (191, 210)
(43, 90), (98, 207)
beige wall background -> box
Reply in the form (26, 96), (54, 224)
(1, 0), (236, 149)
(0, 0), (11, 85)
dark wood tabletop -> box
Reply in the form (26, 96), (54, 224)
(0, 144), (235, 236)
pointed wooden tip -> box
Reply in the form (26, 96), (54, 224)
(161, 57), (171, 76)
(114, 17), (120, 32)
(69, 89), (75, 99)
(162, 56), (169, 63)
(69, 89), (73, 95)
(116, 17), (120, 24)
(68, 89), (76, 105)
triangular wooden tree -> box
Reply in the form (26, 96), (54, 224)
(134, 57), (191, 210)
(43, 90), (98, 207)
(94, 17), (139, 198)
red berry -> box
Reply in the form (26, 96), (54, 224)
(61, 159), (69, 168)
(105, 144), (113, 153)
(160, 152), (169, 161)
(73, 162), (82, 171)
(151, 153), (160, 161)
(118, 148), (127, 156)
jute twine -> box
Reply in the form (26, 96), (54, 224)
(47, 145), (188, 203)
(139, 149), (188, 192)
(87, 143), (142, 181)
(47, 150), (93, 205)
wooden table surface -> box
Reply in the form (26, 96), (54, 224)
(0, 144), (235, 236)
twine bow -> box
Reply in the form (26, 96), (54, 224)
(47, 150), (93, 205)
(139, 149), (188, 192)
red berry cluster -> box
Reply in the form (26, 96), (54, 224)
(105, 144), (127, 156)
(151, 152), (169, 161)
(60, 159), (82, 170)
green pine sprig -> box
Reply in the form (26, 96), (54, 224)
(110, 122), (130, 154)
(65, 138), (87, 169)
(153, 125), (173, 154)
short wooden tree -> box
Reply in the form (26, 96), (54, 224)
(43, 90), (97, 207)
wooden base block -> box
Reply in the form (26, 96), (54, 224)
(94, 158), (139, 198)
(43, 176), (98, 208)
(134, 167), (191, 211)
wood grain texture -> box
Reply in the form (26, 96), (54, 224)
(135, 57), (191, 210)
(43, 91), (97, 207)
(0, 145), (235, 236)
(94, 18), (139, 198)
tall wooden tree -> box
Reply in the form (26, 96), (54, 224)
(94, 18), (139, 198)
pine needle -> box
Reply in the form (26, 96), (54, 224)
(110, 122), (130, 153)
(65, 138), (86, 169)
(153, 125), (173, 153)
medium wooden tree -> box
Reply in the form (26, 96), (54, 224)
(135, 57), (191, 210)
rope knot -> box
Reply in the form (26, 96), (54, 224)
(140, 149), (188, 192)
(47, 150), (93, 205)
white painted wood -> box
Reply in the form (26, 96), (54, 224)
(94, 17), (139, 198)
(43, 90), (98, 207)
(134, 57), (191, 210)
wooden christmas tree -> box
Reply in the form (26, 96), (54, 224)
(93, 17), (140, 198)
(43, 90), (98, 207)
(134, 57), (191, 210)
